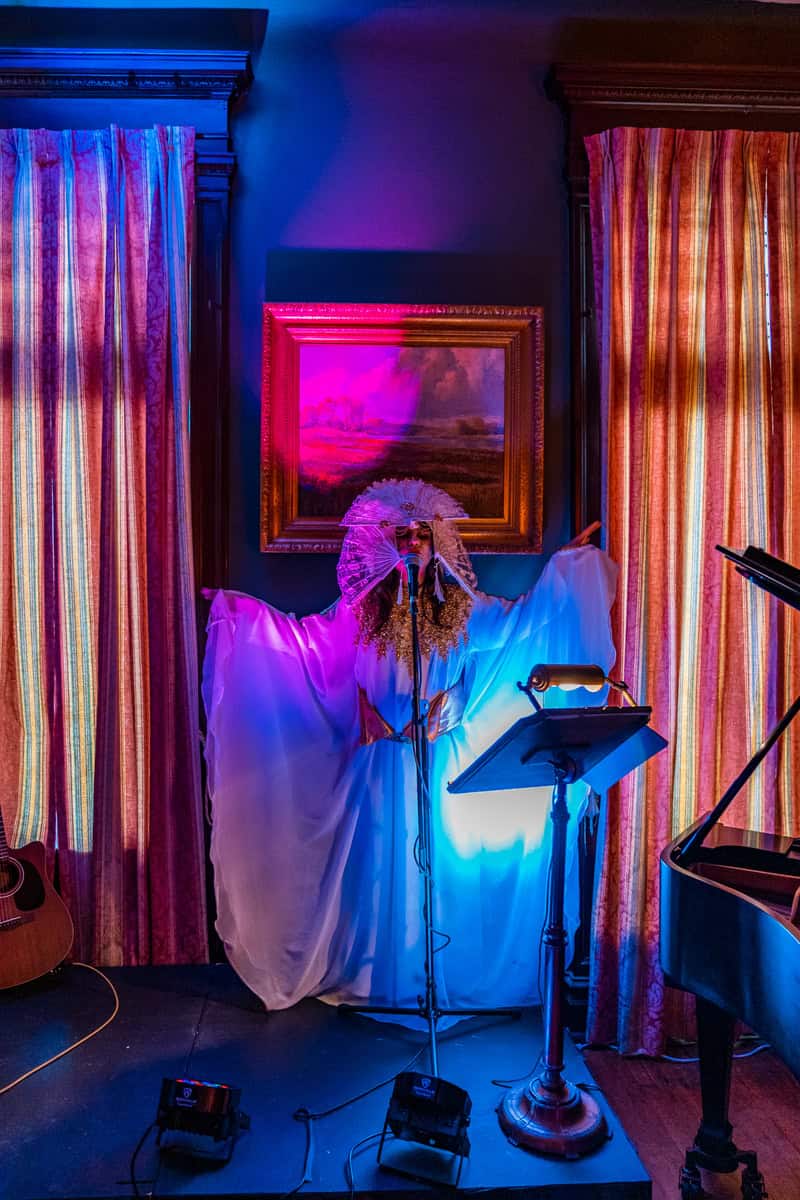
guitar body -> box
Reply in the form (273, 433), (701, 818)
(0, 840), (74, 989)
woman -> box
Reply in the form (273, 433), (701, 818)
(202, 478), (617, 1016)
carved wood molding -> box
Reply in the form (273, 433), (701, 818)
(262, 301), (540, 322)
(551, 62), (800, 118)
(0, 47), (252, 102)
(551, 62), (800, 189)
(195, 150), (237, 181)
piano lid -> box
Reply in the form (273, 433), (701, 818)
(676, 546), (800, 866)
(716, 544), (800, 611)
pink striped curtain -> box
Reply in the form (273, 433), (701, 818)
(0, 126), (207, 965)
(585, 128), (800, 1054)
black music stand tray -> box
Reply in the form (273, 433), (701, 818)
(448, 705), (665, 1159)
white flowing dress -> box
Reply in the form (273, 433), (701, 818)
(202, 545), (617, 1015)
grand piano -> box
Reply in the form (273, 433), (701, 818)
(660, 545), (800, 1200)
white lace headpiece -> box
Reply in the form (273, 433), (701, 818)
(337, 477), (478, 607)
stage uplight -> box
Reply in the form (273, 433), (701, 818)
(156, 1077), (250, 1161)
(378, 1071), (471, 1186)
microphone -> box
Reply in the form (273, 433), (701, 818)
(526, 664), (607, 693)
(402, 552), (421, 599)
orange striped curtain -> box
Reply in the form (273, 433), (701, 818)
(0, 127), (207, 965)
(585, 128), (800, 1054)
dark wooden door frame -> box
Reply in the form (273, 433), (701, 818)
(0, 45), (253, 597)
(548, 61), (800, 538)
(0, 46), (253, 957)
(547, 63), (800, 1011)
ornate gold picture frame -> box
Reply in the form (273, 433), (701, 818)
(260, 302), (543, 552)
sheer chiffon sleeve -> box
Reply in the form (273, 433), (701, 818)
(200, 546), (618, 1014)
(465, 544), (619, 727)
(201, 590), (361, 1007)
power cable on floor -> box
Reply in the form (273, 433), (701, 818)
(345, 1131), (388, 1200)
(0, 962), (119, 1095)
(286, 1043), (427, 1197)
(129, 1121), (158, 1199)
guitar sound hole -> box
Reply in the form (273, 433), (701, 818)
(0, 857), (23, 899)
(15, 857), (46, 911)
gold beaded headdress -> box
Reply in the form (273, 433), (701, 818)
(336, 477), (478, 608)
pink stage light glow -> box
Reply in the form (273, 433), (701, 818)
(261, 302), (524, 544)
(296, 340), (504, 507)
(298, 344), (420, 486)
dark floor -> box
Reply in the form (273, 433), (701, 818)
(1, 963), (650, 1200)
(585, 1043), (800, 1200)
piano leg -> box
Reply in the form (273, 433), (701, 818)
(679, 996), (767, 1200)
(694, 996), (737, 1168)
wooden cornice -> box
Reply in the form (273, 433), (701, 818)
(549, 62), (800, 187)
(0, 47), (252, 103)
(550, 62), (800, 120)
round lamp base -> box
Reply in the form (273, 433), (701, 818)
(498, 1075), (609, 1159)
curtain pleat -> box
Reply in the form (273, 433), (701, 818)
(766, 133), (800, 831)
(0, 126), (207, 966)
(585, 127), (799, 1054)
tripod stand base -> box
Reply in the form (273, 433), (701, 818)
(338, 1003), (521, 1018)
(498, 1074), (608, 1159)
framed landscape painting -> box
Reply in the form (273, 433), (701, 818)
(260, 303), (543, 552)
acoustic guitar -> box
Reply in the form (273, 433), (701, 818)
(0, 804), (74, 989)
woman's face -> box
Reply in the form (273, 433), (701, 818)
(395, 522), (433, 576)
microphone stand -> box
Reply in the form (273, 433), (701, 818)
(405, 554), (440, 1077)
(341, 554), (519, 1073)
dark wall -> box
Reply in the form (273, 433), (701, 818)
(225, 0), (800, 614)
(3, 1), (800, 615)
(231, 5), (571, 611)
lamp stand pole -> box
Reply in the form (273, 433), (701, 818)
(498, 758), (607, 1158)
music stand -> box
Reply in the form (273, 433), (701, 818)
(448, 705), (665, 1158)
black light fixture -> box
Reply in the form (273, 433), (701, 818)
(156, 1077), (250, 1162)
(378, 1071), (471, 1186)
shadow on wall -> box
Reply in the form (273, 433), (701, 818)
(554, 6), (800, 67)
(264, 248), (552, 307)
(229, 248), (568, 612)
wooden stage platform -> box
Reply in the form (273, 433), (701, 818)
(1, 964), (651, 1199)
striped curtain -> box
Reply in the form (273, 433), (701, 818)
(0, 126), (207, 965)
(585, 128), (800, 1054)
